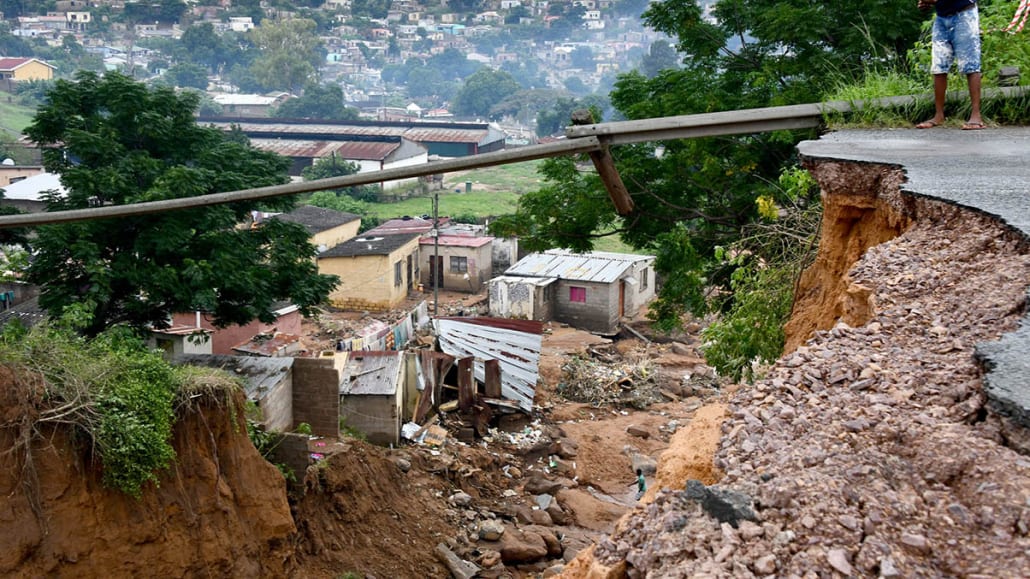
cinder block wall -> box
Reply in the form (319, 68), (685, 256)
(259, 372), (293, 433)
(292, 357), (340, 438)
(328, 297), (392, 312)
(555, 280), (619, 333)
(267, 432), (310, 489)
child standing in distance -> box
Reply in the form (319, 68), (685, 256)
(634, 468), (646, 501)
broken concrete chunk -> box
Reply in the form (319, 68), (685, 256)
(478, 520), (505, 541)
(535, 493), (554, 510)
(499, 528), (549, 563)
(449, 492), (473, 507)
(626, 425), (651, 439)
(826, 548), (854, 576)
(524, 475), (563, 495)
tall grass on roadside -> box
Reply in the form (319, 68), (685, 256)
(824, 68), (928, 127)
(826, 3), (1030, 129)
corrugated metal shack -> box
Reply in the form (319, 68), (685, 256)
(340, 351), (408, 445)
(492, 250), (656, 334)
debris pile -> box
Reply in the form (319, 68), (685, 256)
(558, 356), (664, 408)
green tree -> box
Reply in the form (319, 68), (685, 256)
(24, 72), (339, 337)
(535, 95), (607, 136)
(273, 83), (359, 120)
(248, 18), (325, 92)
(453, 68), (520, 119)
(491, 88), (565, 125)
(306, 191), (378, 232)
(121, 0), (187, 25)
(498, 0), (925, 335)
(350, 0), (391, 19)
(0, 22), (34, 56)
(639, 39), (679, 78)
(162, 62), (209, 89)
(302, 156), (379, 202)
(178, 23), (227, 73)
(427, 48), (482, 80)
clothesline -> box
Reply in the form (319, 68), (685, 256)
(334, 301), (430, 353)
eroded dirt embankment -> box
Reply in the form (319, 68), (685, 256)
(0, 382), (295, 578)
(562, 159), (1030, 577)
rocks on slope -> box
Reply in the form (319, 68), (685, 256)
(572, 198), (1030, 577)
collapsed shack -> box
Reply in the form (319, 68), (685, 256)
(406, 317), (544, 444)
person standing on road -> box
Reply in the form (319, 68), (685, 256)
(634, 468), (646, 501)
(915, 0), (985, 130)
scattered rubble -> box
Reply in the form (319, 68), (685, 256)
(558, 355), (664, 408)
(568, 200), (1030, 577)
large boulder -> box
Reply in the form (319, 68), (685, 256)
(524, 474), (564, 495)
(498, 528), (549, 564)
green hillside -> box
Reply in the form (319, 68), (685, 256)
(0, 99), (37, 138)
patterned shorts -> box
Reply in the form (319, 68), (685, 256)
(931, 7), (982, 75)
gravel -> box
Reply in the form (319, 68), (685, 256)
(591, 200), (1030, 577)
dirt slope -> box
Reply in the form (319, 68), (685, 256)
(290, 443), (457, 578)
(0, 385), (294, 578)
(560, 161), (1030, 577)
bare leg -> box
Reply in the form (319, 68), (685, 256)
(918, 74), (948, 127)
(967, 72), (982, 126)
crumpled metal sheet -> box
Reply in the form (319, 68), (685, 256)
(434, 317), (543, 412)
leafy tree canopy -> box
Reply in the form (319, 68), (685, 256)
(273, 83), (359, 120)
(350, 0), (391, 19)
(161, 62), (209, 90)
(452, 68), (520, 119)
(535, 95), (608, 137)
(639, 39), (680, 78)
(498, 0), (926, 334)
(301, 155), (378, 202)
(24, 72), (339, 337)
(248, 18), (325, 92)
(177, 23), (233, 73)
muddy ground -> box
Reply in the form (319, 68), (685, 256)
(287, 293), (721, 578)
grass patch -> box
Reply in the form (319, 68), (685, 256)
(369, 190), (521, 221)
(444, 160), (545, 194)
(0, 99), (38, 137)
(591, 232), (650, 255)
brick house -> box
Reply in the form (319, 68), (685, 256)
(271, 205), (361, 252)
(490, 250), (656, 334)
(420, 234), (493, 293)
(318, 233), (420, 311)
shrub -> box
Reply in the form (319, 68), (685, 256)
(0, 323), (236, 498)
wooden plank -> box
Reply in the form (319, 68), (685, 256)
(457, 357), (475, 412)
(484, 359), (502, 398)
(435, 543), (480, 579)
(413, 351), (437, 423)
(621, 323), (651, 343)
(473, 404), (492, 437)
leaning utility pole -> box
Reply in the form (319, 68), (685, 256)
(433, 189), (439, 317)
